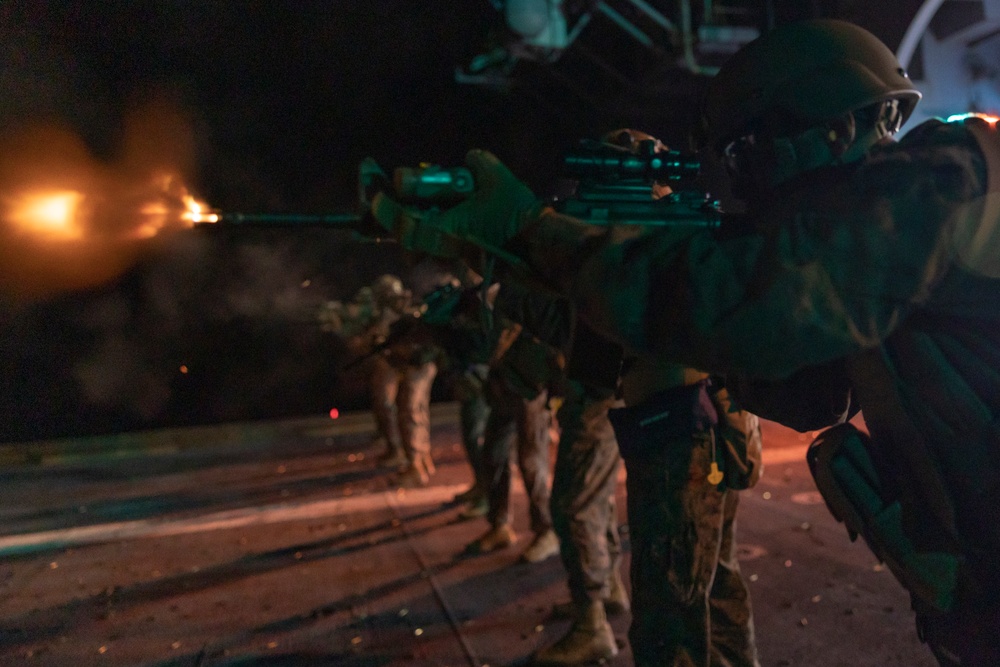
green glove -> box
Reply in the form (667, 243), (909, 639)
(371, 149), (542, 259)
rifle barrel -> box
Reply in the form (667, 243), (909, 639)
(197, 212), (362, 228)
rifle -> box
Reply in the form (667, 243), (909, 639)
(551, 138), (722, 228)
(195, 138), (719, 234)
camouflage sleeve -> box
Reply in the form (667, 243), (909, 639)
(511, 119), (988, 380)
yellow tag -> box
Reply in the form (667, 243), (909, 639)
(707, 462), (724, 485)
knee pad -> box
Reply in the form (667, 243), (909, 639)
(807, 423), (959, 613)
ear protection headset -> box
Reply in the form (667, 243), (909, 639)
(765, 112), (858, 179)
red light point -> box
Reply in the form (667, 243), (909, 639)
(329, 408), (340, 419)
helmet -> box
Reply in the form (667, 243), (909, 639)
(602, 128), (667, 153)
(602, 128), (673, 199)
(699, 19), (921, 153)
(371, 274), (408, 310)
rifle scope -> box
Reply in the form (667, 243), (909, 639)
(563, 139), (700, 182)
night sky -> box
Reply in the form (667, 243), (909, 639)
(0, 1), (917, 442)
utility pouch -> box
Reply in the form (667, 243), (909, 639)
(807, 423), (959, 613)
(608, 380), (717, 461)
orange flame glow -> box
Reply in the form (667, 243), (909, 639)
(120, 174), (217, 239)
(181, 194), (219, 224)
(3, 175), (217, 244)
(8, 191), (85, 240)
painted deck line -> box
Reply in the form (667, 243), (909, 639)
(0, 484), (468, 556)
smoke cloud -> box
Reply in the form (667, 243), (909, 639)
(60, 231), (345, 425)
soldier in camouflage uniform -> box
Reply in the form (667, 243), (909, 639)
(402, 273), (496, 504)
(323, 274), (440, 487)
(471, 281), (632, 662)
(366, 275), (417, 470)
(379, 324), (441, 488)
(463, 319), (563, 563)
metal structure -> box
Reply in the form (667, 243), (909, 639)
(456, 0), (766, 88)
(897, 0), (1000, 129)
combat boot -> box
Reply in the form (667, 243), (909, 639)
(464, 523), (517, 554)
(534, 600), (618, 666)
(604, 566), (630, 616)
(521, 529), (560, 563)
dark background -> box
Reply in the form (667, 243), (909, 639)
(0, 1), (918, 442)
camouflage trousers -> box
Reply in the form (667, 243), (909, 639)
(623, 430), (759, 667)
(482, 375), (553, 533)
(550, 381), (624, 604)
(454, 364), (491, 488)
(370, 356), (438, 461)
